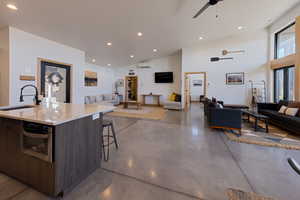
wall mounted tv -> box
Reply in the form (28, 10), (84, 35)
(155, 72), (173, 83)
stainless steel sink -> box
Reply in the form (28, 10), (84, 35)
(0, 105), (35, 111)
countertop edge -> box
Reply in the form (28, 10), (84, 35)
(0, 106), (115, 126)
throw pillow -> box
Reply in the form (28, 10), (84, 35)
(95, 95), (103, 103)
(278, 105), (288, 114)
(286, 108), (299, 116)
(169, 93), (176, 101)
(89, 96), (96, 104)
(171, 93), (176, 101)
(216, 103), (223, 109)
(175, 94), (181, 102)
(103, 94), (112, 101)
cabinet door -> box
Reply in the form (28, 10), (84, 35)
(0, 118), (55, 196)
(0, 118), (7, 170)
(54, 114), (102, 195)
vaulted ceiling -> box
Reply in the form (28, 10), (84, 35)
(0, 0), (299, 67)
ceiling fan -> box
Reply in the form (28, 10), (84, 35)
(193, 0), (223, 19)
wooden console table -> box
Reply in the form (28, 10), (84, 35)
(123, 101), (141, 110)
(141, 94), (162, 106)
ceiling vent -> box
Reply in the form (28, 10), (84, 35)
(136, 62), (151, 69)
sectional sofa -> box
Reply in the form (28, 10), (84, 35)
(257, 101), (300, 135)
(84, 94), (120, 106)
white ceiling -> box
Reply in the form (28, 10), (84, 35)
(0, 0), (299, 67)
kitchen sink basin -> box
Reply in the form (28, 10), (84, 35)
(0, 105), (35, 111)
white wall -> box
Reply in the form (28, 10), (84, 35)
(114, 52), (182, 104)
(82, 63), (114, 98)
(0, 28), (10, 106)
(0, 27), (114, 105)
(7, 27), (114, 105)
(182, 30), (269, 106)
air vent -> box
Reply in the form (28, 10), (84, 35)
(137, 65), (151, 69)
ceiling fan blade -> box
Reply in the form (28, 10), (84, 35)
(193, 2), (210, 19)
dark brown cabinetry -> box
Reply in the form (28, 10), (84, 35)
(0, 114), (103, 197)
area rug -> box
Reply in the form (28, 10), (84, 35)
(108, 105), (166, 120)
(227, 188), (275, 200)
(224, 119), (300, 150)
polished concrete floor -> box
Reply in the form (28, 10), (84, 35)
(1, 103), (300, 200)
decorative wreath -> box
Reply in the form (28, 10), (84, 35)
(47, 72), (64, 86)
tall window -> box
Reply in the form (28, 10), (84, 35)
(274, 22), (296, 102)
(275, 23), (296, 59)
(274, 66), (295, 102)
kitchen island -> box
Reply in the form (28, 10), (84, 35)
(0, 103), (114, 197)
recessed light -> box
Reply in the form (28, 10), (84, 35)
(107, 64), (111, 66)
(130, 55), (134, 58)
(106, 42), (112, 46)
(137, 32), (143, 37)
(238, 26), (244, 30)
(92, 59), (96, 63)
(6, 4), (18, 10)
(198, 36), (203, 40)
(153, 49), (158, 52)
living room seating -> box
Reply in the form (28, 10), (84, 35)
(204, 98), (242, 134)
(257, 101), (300, 135)
(85, 94), (120, 106)
(164, 92), (182, 110)
(164, 101), (182, 110)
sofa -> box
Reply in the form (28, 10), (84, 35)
(257, 101), (300, 134)
(164, 101), (182, 110)
(204, 98), (242, 134)
(164, 93), (182, 110)
(85, 94), (120, 106)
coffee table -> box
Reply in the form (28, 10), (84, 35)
(242, 110), (269, 133)
(224, 104), (249, 110)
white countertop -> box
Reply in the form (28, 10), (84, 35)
(0, 103), (115, 126)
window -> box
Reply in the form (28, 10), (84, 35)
(274, 23), (296, 102)
(275, 22), (296, 59)
(274, 66), (295, 102)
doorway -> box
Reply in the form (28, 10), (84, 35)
(125, 76), (138, 102)
(184, 72), (207, 109)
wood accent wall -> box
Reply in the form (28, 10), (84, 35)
(296, 16), (300, 101)
(20, 75), (36, 81)
(270, 54), (296, 69)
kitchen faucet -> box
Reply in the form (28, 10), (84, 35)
(20, 84), (41, 105)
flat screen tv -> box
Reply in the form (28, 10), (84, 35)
(155, 72), (173, 83)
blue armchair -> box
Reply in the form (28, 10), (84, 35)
(207, 107), (242, 134)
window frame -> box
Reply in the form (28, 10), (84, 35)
(273, 65), (295, 102)
(274, 22), (296, 59)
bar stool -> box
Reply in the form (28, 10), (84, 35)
(102, 119), (119, 161)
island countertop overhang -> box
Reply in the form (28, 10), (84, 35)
(0, 103), (115, 126)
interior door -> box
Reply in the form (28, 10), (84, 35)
(185, 75), (191, 109)
(40, 60), (71, 103)
(190, 74), (205, 101)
